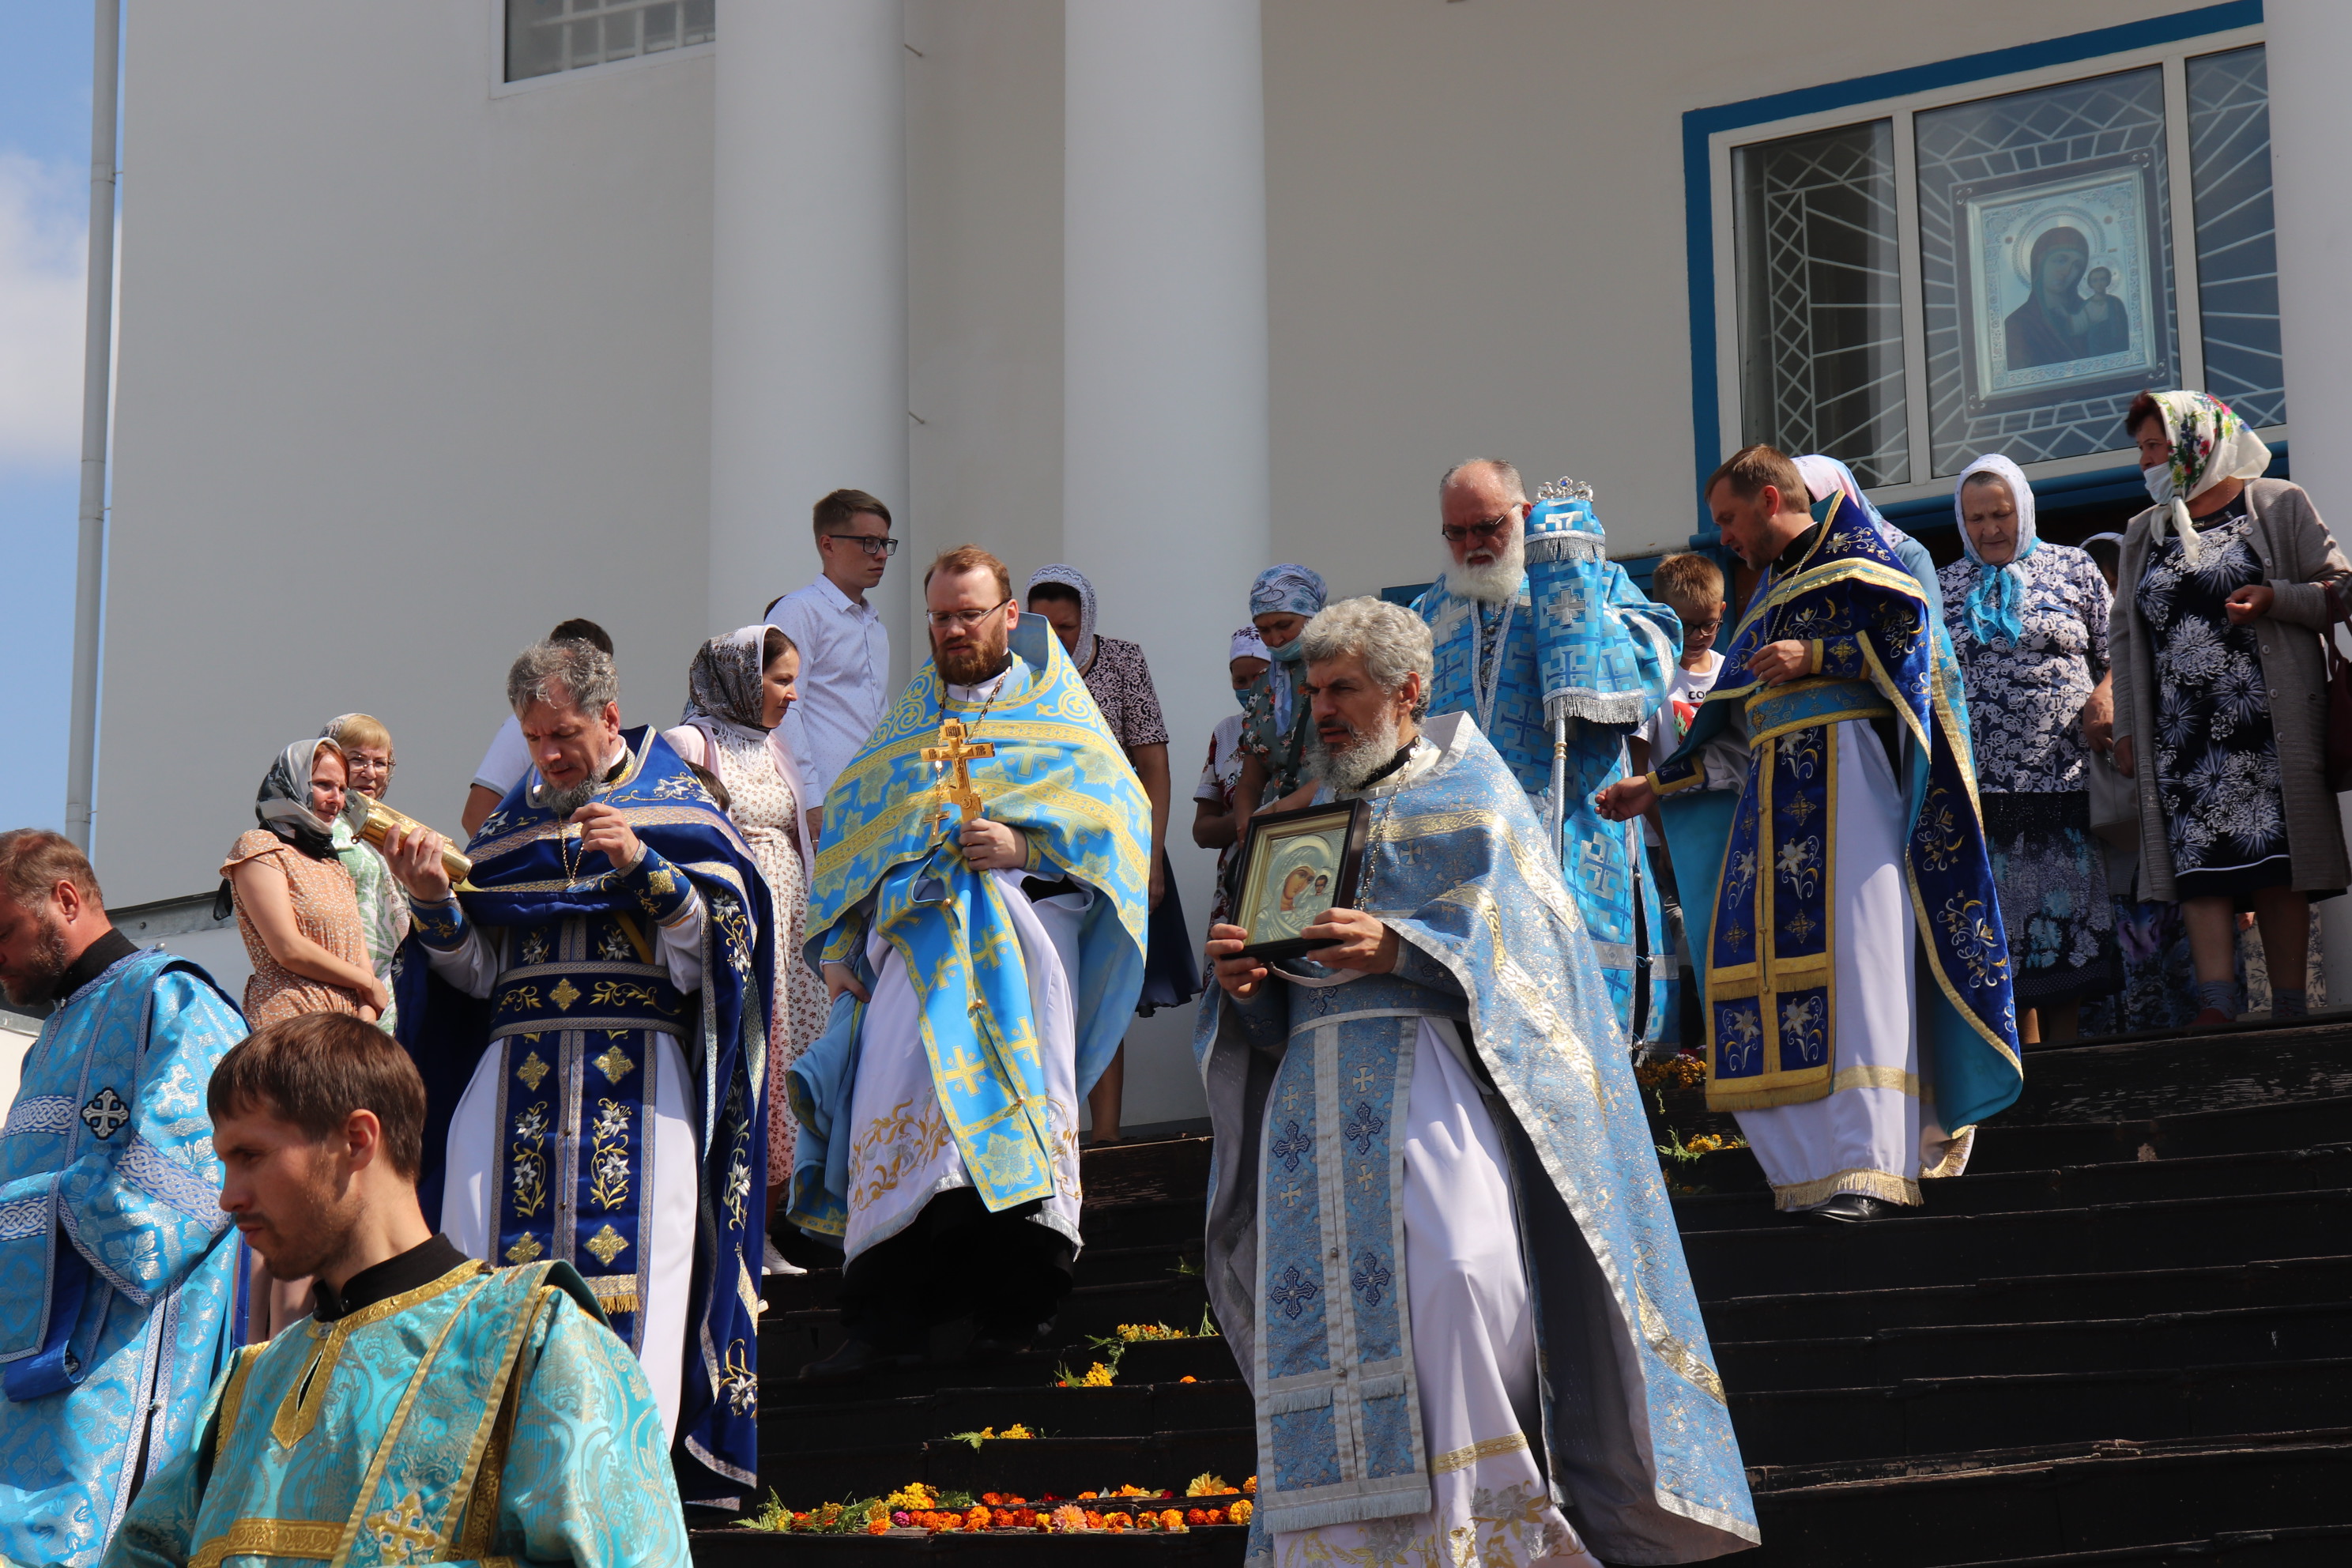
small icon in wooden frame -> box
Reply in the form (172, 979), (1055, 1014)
(1231, 797), (1371, 960)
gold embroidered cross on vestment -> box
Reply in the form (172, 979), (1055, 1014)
(923, 718), (996, 830)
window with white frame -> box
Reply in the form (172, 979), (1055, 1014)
(505, 0), (714, 84)
(1720, 35), (2282, 500)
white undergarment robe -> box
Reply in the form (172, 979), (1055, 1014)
(1272, 1019), (1600, 1568)
(839, 868), (1089, 1264)
(1731, 719), (1970, 1208)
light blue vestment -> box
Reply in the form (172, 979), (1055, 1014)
(1197, 714), (1756, 1562)
(104, 1258), (688, 1568)
(0, 948), (249, 1568)
(1412, 511), (1681, 1045)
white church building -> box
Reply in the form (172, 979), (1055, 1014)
(89, 1), (2350, 1126)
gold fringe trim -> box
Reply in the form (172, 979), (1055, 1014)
(1430, 1431), (1529, 1475)
(1922, 1125), (1977, 1180)
(1771, 1167), (1922, 1211)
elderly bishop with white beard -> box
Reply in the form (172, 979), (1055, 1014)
(1412, 460), (1683, 1046)
(1198, 598), (1755, 1568)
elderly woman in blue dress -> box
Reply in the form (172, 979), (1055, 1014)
(2111, 391), (2350, 1027)
(1939, 454), (2120, 1045)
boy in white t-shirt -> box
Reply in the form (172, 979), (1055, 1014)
(1626, 554), (1726, 1046)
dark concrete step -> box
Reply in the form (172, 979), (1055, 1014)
(753, 1427), (1257, 1512)
(761, 1381), (1253, 1456)
(1699, 1255), (2352, 1345)
(1936, 1525), (2352, 1567)
(1672, 1144), (2352, 1234)
(761, 1335), (1242, 1412)
(1963, 1095), (2352, 1174)
(760, 1281), (1217, 1386)
(1999, 1021), (2352, 1126)
(1718, 1301), (2352, 1391)
(1744, 1429), (2352, 1568)
(692, 1525), (1247, 1566)
(1679, 1188), (2352, 1301)
(763, 1242), (1203, 1318)
(1731, 1356), (2352, 1468)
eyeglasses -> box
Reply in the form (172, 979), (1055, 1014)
(927, 597), (1012, 631)
(1440, 514), (1514, 545)
(825, 533), (900, 557)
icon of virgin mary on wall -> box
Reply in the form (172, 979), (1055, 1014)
(2004, 225), (2131, 370)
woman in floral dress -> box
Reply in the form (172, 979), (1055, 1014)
(664, 624), (827, 1234)
(2111, 392), (2350, 1027)
(1939, 454), (2119, 1045)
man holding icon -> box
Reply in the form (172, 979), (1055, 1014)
(1198, 597), (1754, 1568)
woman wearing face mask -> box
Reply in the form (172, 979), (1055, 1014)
(1938, 454), (2119, 1046)
(663, 625), (824, 1231)
(2110, 391), (2349, 1027)
(220, 738), (386, 1025)
(1193, 625), (1272, 925)
(1228, 564), (1329, 824)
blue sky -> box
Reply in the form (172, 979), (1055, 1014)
(0, 3), (96, 834)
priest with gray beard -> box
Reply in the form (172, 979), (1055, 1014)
(1197, 597), (1755, 1568)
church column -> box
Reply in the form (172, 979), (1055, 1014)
(1063, 1), (1269, 1113)
(2264, 2), (2352, 992)
(711, 1), (909, 684)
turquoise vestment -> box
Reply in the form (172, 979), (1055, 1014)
(1653, 492), (2022, 1129)
(0, 948), (249, 1568)
(1196, 714), (1756, 1561)
(1412, 520), (1680, 1045)
(790, 620), (1151, 1238)
(104, 1258), (688, 1568)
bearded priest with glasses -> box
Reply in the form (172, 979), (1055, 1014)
(785, 545), (1152, 1382)
(1412, 459), (1683, 1048)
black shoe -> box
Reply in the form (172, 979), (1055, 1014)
(1794, 1193), (1904, 1224)
(801, 1337), (922, 1384)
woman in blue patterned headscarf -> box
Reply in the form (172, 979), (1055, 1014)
(1936, 455), (2119, 1046)
(1230, 564), (1328, 822)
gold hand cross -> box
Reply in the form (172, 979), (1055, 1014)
(922, 718), (996, 830)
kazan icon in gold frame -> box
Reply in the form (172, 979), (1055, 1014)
(1230, 798), (1371, 961)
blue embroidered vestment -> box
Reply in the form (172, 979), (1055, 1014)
(1653, 492), (2023, 1129)
(790, 621), (1151, 1238)
(104, 1259), (688, 1568)
(0, 948), (249, 1568)
(1195, 715), (1755, 1559)
(396, 727), (774, 1506)
(1412, 519), (1680, 1043)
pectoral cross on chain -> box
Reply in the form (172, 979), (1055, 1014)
(923, 718), (996, 831)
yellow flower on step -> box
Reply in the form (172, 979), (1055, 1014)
(1079, 1361), (1115, 1386)
(1185, 1473), (1229, 1497)
(1229, 1499), (1253, 1525)
(884, 1483), (936, 1512)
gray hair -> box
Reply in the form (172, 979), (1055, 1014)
(1299, 597), (1434, 717)
(1440, 458), (1525, 503)
(507, 638), (620, 718)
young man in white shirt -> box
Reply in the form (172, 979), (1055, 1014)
(763, 489), (895, 846)
(458, 617), (612, 837)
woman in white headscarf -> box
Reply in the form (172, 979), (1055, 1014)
(1936, 454), (2119, 1045)
(2112, 390), (2350, 1026)
(1023, 564), (1201, 1143)
(662, 624), (824, 1230)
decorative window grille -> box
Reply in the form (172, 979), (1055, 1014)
(1719, 34), (2284, 501)
(1734, 122), (1909, 488)
(506, 0), (714, 84)
(2186, 46), (2284, 430)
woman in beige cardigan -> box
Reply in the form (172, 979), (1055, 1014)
(2109, 390), (2349, 1026)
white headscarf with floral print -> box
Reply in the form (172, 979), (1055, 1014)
(2144, 390), (2271, 567)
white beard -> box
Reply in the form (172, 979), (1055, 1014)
(1446, 527), (1525, 604)
(1308, 707), (1406, 793)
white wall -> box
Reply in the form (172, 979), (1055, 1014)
(103, 1), (718, 906)
(1258, 0), (2201, 594)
